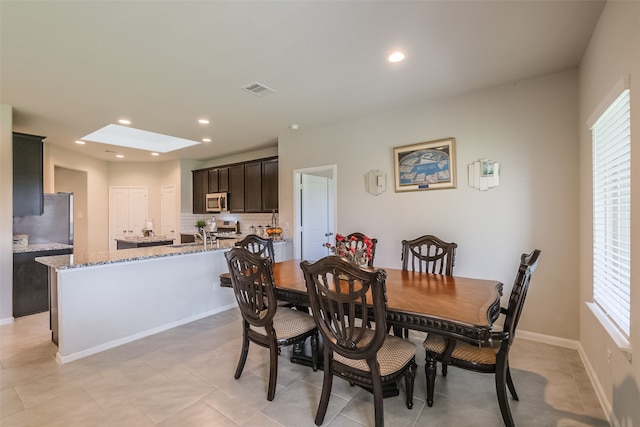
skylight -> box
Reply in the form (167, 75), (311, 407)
(81, 124), (200, 153)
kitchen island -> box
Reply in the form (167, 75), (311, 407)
(114, 235), (175, 250)
(36, 240), (293, 364)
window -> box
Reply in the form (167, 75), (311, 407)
(592, 88), (631, 339)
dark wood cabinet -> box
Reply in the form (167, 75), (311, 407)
(13, 248), (72, 317)
(191, 157), (277, 214)
(192, 169), (208, 214)
(228, 165), (245, 212)
(244, 162), (262, 212)
(208, 169), (219, 193)
(262, 159), (279, 212)
(13, 132), (45, 217)
(115, 239), (174, 250)
(218, 167), (229, 192)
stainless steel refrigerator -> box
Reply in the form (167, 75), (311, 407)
(13, 193), (74, 245)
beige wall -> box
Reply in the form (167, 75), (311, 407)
(578, 2), (640, 425)
(44, 144), (110, 253)
(0, 105), (13, 323)
(279, 70), (580, 340)
(55, 166), (89, 254)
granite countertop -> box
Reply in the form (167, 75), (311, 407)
(114, 235), (174, 243)
(34, 239), (240, 270)
(13, 243), (74, 254)
(34, 238), (291, 271)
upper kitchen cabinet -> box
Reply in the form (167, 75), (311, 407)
(218, 167), (229, 192)
(262, 159), (278, 212)
(192, 169), (208, 214)
(208, 169), (219, 193)
(13, 132), (45, 217)
(228, 165), (245, 212)
(244, 162), (262, 212)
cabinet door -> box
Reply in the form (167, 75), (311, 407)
(218, 167), (229, 192)
(244, 162), (262, 212)
(13, 248), (72, 317)
(208, 169), (219, 193)
(13, 132), (45, 216)
(192, 170), (208, 214)
(262, 159), (278, 212)
(228, 165), (245, 212)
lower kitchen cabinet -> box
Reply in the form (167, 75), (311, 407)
(13, 248), (72, 318)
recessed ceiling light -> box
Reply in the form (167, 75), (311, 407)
(151, 152), (160, 156)
(388, 51), (406, 63)
(115, 154), (125, 158)
(118, 119), (131, 125)
(198, 119), (210, 124)
(289, 124), (299, 130)
(74, 140), (86, 145)
(202, 138), (211, 143)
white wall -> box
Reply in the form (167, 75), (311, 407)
(0, 104), (14, 323)
(578, 2), (640, 425)
(44, 144), (110, 253)
(279, 70), (580, 340)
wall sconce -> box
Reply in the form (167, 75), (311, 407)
(468, 159), (500, 191)
(365, 170), (386, 196)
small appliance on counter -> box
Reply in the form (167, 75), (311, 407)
(211, 219), (239, 240)
(12, 234), (28, 248)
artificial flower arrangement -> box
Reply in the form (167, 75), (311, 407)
(323, 233), (374, 267)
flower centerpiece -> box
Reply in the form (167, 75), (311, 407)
(323, 234), (374, 267)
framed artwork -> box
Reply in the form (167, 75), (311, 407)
(393, 137), (456, 192)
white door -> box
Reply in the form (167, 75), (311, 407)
(300, 171), (334, 261)
(109, 187), (148, 251)
(110, 188), (130, 249)
(160, 185), (177, 241)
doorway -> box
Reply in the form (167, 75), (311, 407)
(293, 165), (337, 261)
(54, 166), (87, 253)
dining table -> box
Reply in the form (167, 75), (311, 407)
(221, 258), (504, 403)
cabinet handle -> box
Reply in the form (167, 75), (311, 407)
(129, 230), (133, 233)
(123, 230), (127, 233)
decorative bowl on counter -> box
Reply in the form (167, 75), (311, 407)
(265, 227), (283, 240)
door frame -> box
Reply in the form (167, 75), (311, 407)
(293, 164), (337, 260)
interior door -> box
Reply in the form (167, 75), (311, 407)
(160, 185), (176, 240)
(301, 174), (331, 261)
(109, 187), (148, 251)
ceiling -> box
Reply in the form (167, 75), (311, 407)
(0, 1), (605, 163)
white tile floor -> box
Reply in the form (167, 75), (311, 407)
(0, 310), (609, 426)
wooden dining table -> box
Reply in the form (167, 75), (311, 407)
(222, 258), (504, 401)
(269, 259), (504, 344)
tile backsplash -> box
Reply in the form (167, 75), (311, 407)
(181, 212), (281, 235)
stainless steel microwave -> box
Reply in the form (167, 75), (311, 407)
(206, 192), (228, 213)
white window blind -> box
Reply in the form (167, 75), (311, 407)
(592, 88), (631, 338)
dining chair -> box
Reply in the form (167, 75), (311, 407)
(343, 232), (378, 267)
(396, 234), (458, 340)
(225, 247), (318, 401)
(220, 234), (276, 288)
(301, 255), (417, 427)
(236, 234), (276, 260)
(401, 234), (458, 275)
(423, 249), (541, 427)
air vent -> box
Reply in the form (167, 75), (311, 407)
(243, 82), (275, 97)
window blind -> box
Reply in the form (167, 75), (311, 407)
(592, 88), (631, 338)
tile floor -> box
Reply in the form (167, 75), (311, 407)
(0, 310), (609, 426)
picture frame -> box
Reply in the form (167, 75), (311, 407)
(393, 137), (456, 192)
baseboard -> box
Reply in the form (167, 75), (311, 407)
(517, 329), (580, 350)
(517, 329), (618, 427)
(0, 316), (14, 326)
(55, 303), (237, 364)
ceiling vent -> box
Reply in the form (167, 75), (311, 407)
(243, 82), (275, 97)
